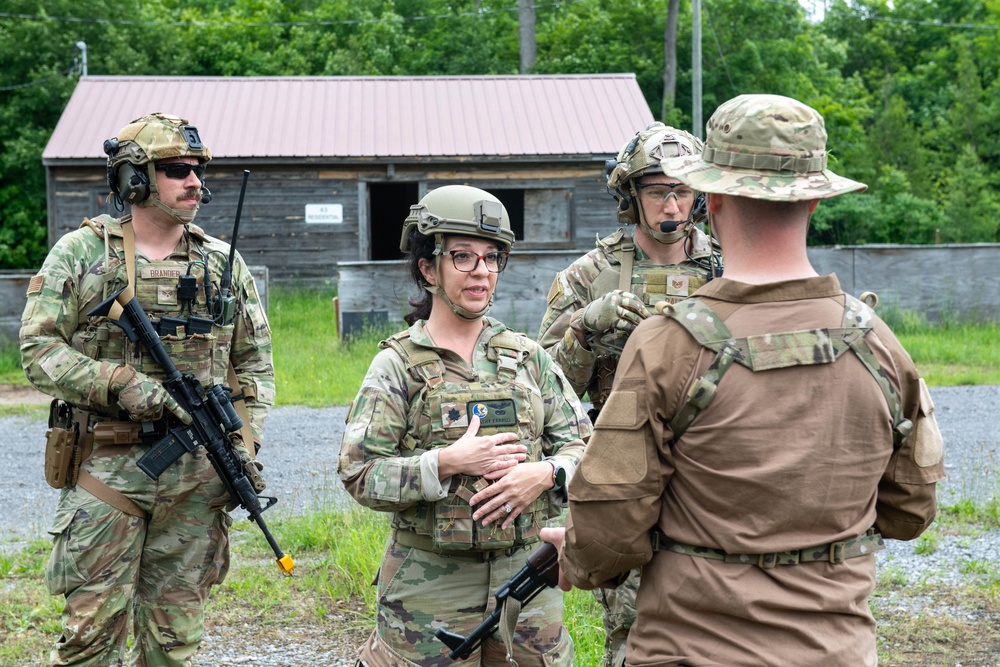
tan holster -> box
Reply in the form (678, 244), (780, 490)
(44, 400), (91, 489)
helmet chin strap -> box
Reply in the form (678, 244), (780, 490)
(424, 284), (490, 320)
(635, 202), (692, 245)
(138, 164), (200, 224)
(636, 220), (690, 245)
(426, 236), (492, 320)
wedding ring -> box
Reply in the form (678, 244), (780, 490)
(503, 502), (514, 514)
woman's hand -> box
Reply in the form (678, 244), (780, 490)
(437, 415), (527, 480)
(469, 461), (553, 529)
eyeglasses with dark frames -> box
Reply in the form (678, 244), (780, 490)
(445, 250), (509, 273)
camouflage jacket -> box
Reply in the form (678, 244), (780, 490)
(338, 317), (591, 518)
(537, 226), (717, 401)
(19, 215), (274, 443)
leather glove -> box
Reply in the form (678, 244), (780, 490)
(111, 366), (191, 424)
(574, 290), (648, 337)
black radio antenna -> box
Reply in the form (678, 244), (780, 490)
(214, 169), (250, 325)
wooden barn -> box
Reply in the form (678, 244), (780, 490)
(42, 75), (654, 293)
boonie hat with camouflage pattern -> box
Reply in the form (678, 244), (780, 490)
(661, 94), (866, 202)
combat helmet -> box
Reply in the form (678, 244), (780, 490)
(103, 112), (212, 222)
(606, 122), (706, 236)
(399, 185), (515, 320)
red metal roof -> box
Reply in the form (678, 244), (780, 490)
(43, 75), (654, 162)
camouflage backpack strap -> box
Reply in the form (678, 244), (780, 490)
(658, 299), (744, 441)
(617, 232), (635, 292)
(661, 294), (915, 444)
(379, 331), (446, 396)
(486, 329), (530, 382)
(840, 294), (913, 445)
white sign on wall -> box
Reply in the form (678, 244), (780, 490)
(305, 203), (344, 224)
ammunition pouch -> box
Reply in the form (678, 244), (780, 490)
(402, 475), (542, 553)
(43, 400), (90, 489)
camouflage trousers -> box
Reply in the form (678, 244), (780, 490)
(357, 538), (573, 667)
(593, 568), (640, 667)
(45, 444), (231, 667)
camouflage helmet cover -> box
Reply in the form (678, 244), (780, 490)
(661, 94), (867, 202)
(607, 122), (704, 225)
(607, 122), (704, 189)
(107, 112), (212, 175)
(399, 185), (515, 253)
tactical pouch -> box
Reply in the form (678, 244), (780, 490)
(432, 476), (517, 551)
(44, 400), (81, 489)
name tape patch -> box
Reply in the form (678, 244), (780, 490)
(467, 399), (517, 428)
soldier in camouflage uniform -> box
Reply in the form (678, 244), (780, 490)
(536, 123), (722, 666)
(20, 113), (274, 666)
(542, 94), (945, 666)
(338, 185), (590, 667)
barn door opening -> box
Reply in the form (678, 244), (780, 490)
(370, 182), (419, 261)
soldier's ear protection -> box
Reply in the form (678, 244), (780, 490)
(692, 192), (707, 219)
(104, 137), (150, 208)
(607, 134), (645, 215)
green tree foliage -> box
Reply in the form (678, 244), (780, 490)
(0, 0), (998, 269)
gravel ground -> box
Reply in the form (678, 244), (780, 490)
(2, 386), (998, 665)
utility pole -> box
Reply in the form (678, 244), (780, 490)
(518, 0), (536, 73)
(76, 41), (88, 77)
(691, 0), (702, 139)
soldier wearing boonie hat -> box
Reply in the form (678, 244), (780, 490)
(661, 93), (866, 202)
(541, 94), (944, 667)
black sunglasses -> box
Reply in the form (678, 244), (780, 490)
(155, 163), (206, 180)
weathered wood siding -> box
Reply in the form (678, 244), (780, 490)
(338, 244), (1000, 337)
(810, 244), (1000, 322)
(0, 272), (34, 343)
(46, 160), (613, 285)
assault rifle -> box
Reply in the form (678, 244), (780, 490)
(434, 541), (560, 661)
(88, 170), (294, 575)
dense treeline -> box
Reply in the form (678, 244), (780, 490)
(1, 0), (998, 269)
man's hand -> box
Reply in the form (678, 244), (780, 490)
(112, 366), (192, 424)
(574, 290), (648, 338)
(540, 527), (573, 592)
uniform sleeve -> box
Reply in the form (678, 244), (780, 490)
(873, 323), (945, 540)
(533, 345), (592, 505)
(559, 319), (680, 589)
(19, 233), (120, 408)
(337, 348), (442, 512)
(229, 255), (274, 445)
(536, 270), (598, 398)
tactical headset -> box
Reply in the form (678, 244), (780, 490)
(103, 114), (212, 211)
(605, 123), (706, 229)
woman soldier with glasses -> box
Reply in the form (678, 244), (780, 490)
(338, 185), (590, 666)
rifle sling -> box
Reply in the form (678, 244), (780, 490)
(121, 220), (256, 456)
(77, 469), (148, 520)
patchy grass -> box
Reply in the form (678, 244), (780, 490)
(873, 581), (1000, 666)
(5, 503), (1000, 666)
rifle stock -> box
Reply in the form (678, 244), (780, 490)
(434, 541), (560, 660)
(88, 290), (294, 575)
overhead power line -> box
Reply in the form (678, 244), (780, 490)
(0, 64), (78, 92)
(0, 4), (572, 28)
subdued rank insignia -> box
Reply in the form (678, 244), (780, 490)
(667, 274), (689, 296)
(467, 399), (517, 428)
